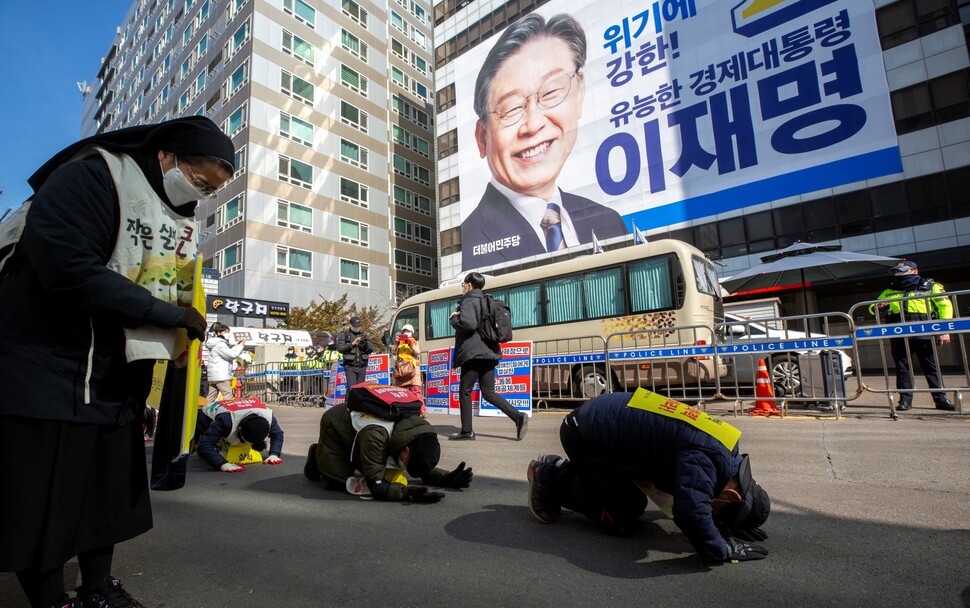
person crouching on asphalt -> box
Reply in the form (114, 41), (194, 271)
(527, 391), (771, 566)
(303, 402), (472, 503)
(196, 400), (285, 472)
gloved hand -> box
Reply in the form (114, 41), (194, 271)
(178, 308), (208, 341)
(440, 461), (473, 489)
(405, 485), (445, 504)
(220, 463), (246, 473)
(720, 526), (768, 542)
(723, 538), (769, 563)
(264, 455), (283, 465)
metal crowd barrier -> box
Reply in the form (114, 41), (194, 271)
(849, 288), (970, 419)
(605, 324), (720, 410)
(712, 312), (861, 419)
(242, 361), (331, 407)
(530, 335), (609, 408)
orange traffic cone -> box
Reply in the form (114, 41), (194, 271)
(749, 359), (781, 416)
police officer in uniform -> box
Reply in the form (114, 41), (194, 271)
(871, 260), (955, 411)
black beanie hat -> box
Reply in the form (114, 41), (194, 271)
(406, 433), (441, 478)
(238, 415), (270, 451)
(717, 455), (770, 530)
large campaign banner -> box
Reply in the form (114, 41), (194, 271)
(455, 0), (902, 271)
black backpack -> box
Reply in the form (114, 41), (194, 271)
(478, 294), (513, 344)
(346, 383), (423, 422)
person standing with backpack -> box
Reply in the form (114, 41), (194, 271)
(449, 272), (528, 441)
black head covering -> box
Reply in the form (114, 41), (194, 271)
(406, 432), (441, 478)
(717, 455), (770, 530)
(238, 415), (270, 452)
(29, 116), (235, 212)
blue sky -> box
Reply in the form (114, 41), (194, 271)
(0, 0), (134, 217)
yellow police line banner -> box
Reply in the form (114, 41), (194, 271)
(627, 388), (741, 451)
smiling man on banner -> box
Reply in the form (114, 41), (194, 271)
(461, 13), (627, 271)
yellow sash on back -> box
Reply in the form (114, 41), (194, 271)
(626, 388), (741, 451)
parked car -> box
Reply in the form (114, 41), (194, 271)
(718, 313), (854, 397)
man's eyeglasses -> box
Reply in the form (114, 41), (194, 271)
(485, 70), (579, 127)
(178, 156), (220, 199)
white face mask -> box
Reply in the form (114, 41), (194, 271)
(161, 158), (208, 205)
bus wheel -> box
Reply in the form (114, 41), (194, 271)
(769, 355), (800, 397)
(573, 365), (613, 400)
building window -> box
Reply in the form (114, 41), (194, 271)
(439, 176), (459, 207)
(393, 184), (431, 215)
(277, 199), (313, 233)
(394, 217), (432, 245)
(339, 217), (369, 246)
(283, 29), (315, 66)
(216, 241), (243, 275)
(223, 101), (248, 137)
(392, 94), (431, 130)
(278, 155), (313, 189)
(891, 69), (970, 135)
(224, 59), (249, 99)
(341, 29), (368, 61)
(281, 70), (314, 106)
(437, 129), (457, 159)
(232, 145), (246, 179)
(340, 258), (369, 286)
(394, 249), (433, 276)
(339, 177), (369, 207)
(226, 18), (250, 59)
(393, 154), (430, 186)
(876, 0), (958, 51)
(340, 64), (368, 96)
(393, 125), (430, 157)
(276, 245), (312, 277)
(280, 111), (314, 146)
(218, 193), (244, 232)
(440, 226), (460, 257)
(342, 0), (368, 26)
(339, 100), (368, 132)
(283, 0), (315, 28)
(340, 139), (369, 169)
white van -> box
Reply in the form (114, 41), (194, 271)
(720, 313), (854, 397)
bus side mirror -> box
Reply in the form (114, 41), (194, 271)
(381, 329), (391, 347)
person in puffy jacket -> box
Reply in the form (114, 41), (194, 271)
(303, 403), (472, 503)
(204, 322), (245, 402)
(527, 392), (771, 566)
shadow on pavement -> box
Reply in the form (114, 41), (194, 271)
(445, 503), (702, 578)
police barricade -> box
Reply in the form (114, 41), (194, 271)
(243, 361), (330, 407)
(712, 312), (861, 419)
(604, 324), (720, 409)
(530, 336), (609, 406)
(849, 289), (970, 418)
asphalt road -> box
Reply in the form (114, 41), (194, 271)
(2, 395), (969, 608)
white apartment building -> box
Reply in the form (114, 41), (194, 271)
(81, 0), (439, 313)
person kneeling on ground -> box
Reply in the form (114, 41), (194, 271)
(303, 402), (472, 502)
(196, 399), (285, 472)
(527, 391), (770, 566)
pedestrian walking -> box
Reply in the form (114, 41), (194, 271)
(449, 272), (527, 441)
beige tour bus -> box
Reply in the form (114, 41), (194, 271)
(386, 239), (726, 402)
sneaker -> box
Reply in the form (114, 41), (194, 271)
(304, 443), (322, 482)
(449, 431), (476, 441)
(527, 455), (563, 524)
(515, 414), (529, 441)
(77, 577), (146, 608)
(50, 595), (82, 608)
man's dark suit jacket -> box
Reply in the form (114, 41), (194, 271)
(461, 183), (628, 270)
